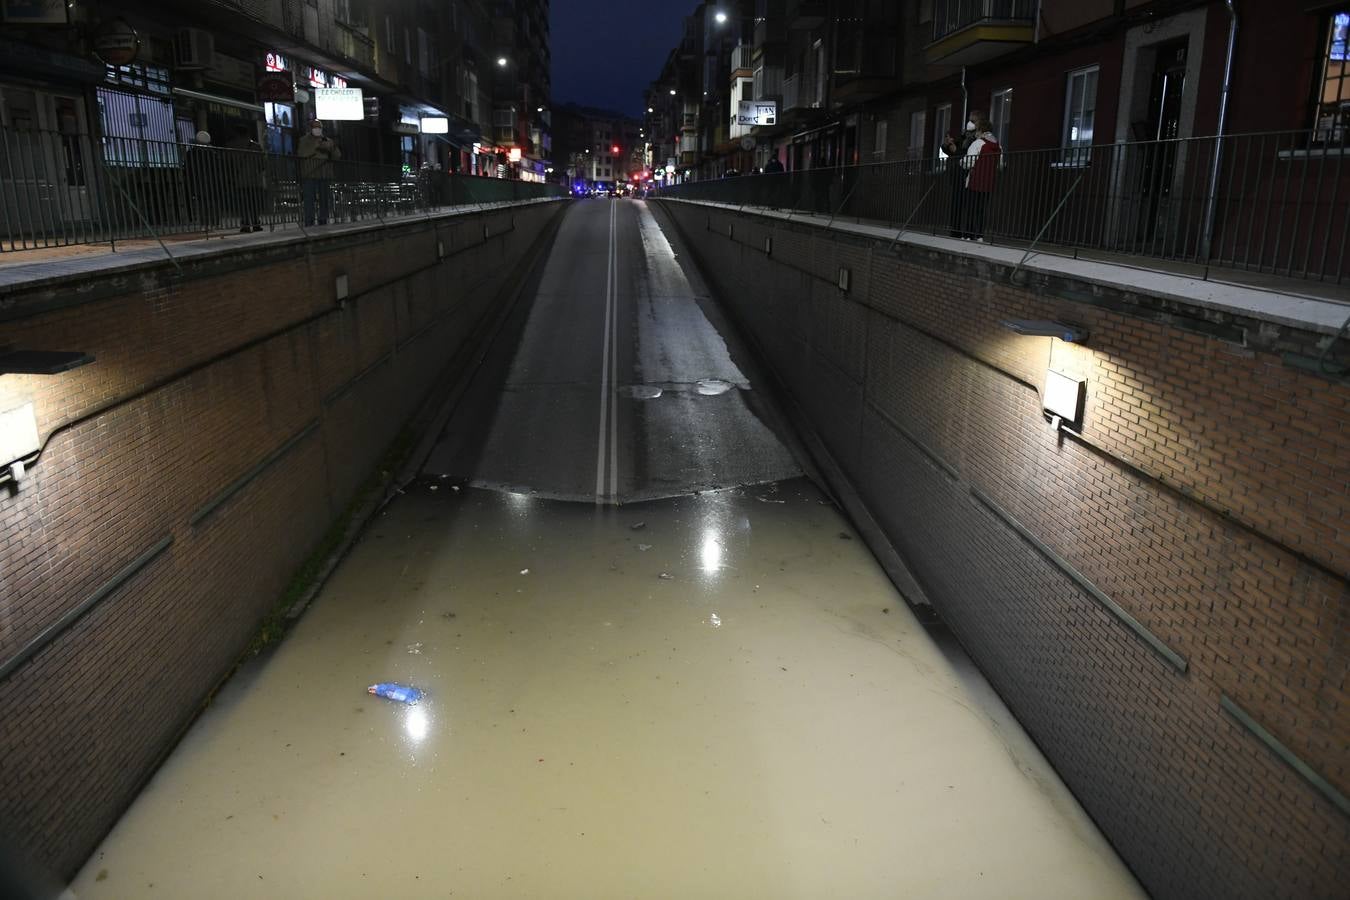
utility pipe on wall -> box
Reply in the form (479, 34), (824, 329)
(1200, 0), (1238, 261)
(960, 66), (968, 126)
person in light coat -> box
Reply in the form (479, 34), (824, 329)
(297, 118), (342, 226)
(961, 115), (1001, 242)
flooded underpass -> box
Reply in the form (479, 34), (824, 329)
(70, 200), (1144, 898)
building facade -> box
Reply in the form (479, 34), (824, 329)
(553, 101), (642, 192)
(0, 0), (550, 185)
(647, 1), (1349, 177)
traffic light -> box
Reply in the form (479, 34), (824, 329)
(611, 144), (620, 154)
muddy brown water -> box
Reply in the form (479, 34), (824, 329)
(70, 479), (1143, 899)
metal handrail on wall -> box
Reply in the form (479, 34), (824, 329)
(658, 130), (1350, 285)
(0, 125), (565, 253)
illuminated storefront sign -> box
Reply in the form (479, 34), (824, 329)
(314, 87), (364, 120)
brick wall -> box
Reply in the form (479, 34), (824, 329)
(0, 201), (563, 879)
(659, 200), (1349, 900)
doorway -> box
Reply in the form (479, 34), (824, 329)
(1134, 38), (1188, 247)
(0, 84), (97, 245)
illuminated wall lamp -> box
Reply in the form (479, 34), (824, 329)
(0, 350), (94, 375)
(0, 353), (91, 485)
(1000, 319), (1089, 430)
(1043, 369), (1085, 430)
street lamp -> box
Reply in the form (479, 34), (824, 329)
(669, 89), (676, 96)
(496, 57), (508, 67)
(714, 10), (728, 23)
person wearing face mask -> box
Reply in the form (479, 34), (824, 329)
(961, 113), (1001, 242)
(297, 118), (342, 226)
(941, 111), (981, 238)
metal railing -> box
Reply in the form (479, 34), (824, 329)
(658, 131), (1350, 285)
(0, 126), (565, 253)
(932, 0), (1037, 43)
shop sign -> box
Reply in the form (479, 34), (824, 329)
(257, 71), (294, 102)
(392, 121), (419, 135)
(2, 0), (68, 24)
(265, 51), (289, 72)
(314, 86), (364, 120)
(735, 100), (777, 127)
(92, 18), (141, 66)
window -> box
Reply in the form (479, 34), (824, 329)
(404, 27), (412, 65)
(1062, 65), (1098, 163)
(385, 16), (394, 53)
(990, 87), (1012, 148)
(1316, 10), (1350, 142)
(933, 102), (951, 168)
(873, 119), (888, 160)
(907, 109), (926, 159)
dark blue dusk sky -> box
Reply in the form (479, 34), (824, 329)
(551, 1), (691, 116)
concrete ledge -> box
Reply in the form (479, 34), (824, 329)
(666, 198), (1350, 338)
(0, 197), (566, 300)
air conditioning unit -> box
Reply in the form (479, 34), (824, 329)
(175, 28), (215, 70)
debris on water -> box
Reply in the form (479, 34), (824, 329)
(708, 613), (722, 628)
(624, 384), (664, 400)
(430, 485), (439, 491)
(368, 683), (423, 704)
(658, 572), (674, 580)
(451, 485), (461, 492)
(520, 568), (530, 575)
(838, 532), (852, 540)
(406, 642), (423, 655)
(637, 543), (652, 551)
(441, 611), (456, 620)
(882, 608), (890, 614)
(756, 495), (786, 504)
(630, 522), (646, 531)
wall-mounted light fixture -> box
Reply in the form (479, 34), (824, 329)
(335, 273), (350, 304)
(1001, 318), (1090, 430)
(1001, 318), (1089, 344)
(0, 350), (94, 375)
(838, 267), (851, 293)
(0, 402), (40, 484)
(1043, 369), (1086, 429)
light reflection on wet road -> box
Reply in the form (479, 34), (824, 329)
(71, 479), (1141, 898)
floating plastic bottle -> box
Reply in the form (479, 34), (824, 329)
(368, 682), (424, 704)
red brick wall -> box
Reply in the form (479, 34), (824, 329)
(0, 202), (562, 879)
(661, 198), (1350, 900)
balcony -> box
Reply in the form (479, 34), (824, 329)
(335, 22), (375, 70)
(925, 0), (1035, 66)
(731, 44), (753, 73)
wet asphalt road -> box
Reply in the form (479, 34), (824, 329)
(423, 198), (802, 502)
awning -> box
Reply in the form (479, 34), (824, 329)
(172, 87), (264, 114)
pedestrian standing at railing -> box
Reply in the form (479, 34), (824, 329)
(298, 119), (341, 226)
(226, 124), (265, 233)
(961, 115), (1001, 243)
(941, 112), (979, 238)
(185, 130), (223, 231)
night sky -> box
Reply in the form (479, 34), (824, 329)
(551, 1), (691, 116)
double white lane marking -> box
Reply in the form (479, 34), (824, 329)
(595, 200), (620, 505)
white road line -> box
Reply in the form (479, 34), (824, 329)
(595, 200), (614, 503)
(608, 201), (620, 500)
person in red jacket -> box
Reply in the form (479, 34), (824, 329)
(962, 115), (1001, 241)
